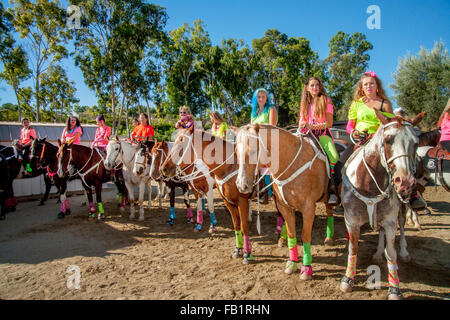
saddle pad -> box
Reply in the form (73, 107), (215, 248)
(424, 149), (450, 174)
(427, 146), (450, 161)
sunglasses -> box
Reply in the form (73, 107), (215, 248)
(180, 111), (187, 114)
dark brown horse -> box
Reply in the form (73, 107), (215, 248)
(57, 140), (126, 220)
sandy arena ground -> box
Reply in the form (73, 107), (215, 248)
(0, 184), (449, 300)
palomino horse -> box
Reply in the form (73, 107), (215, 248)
(104, 137), (153, 221)
(147, 140), (207, 231)
(0, 143), (54, 212)
(339, 111), (424, 300)
(235, 124), (336, 279)
(57, 140), (127, 220)
(160, 127), (267, 263)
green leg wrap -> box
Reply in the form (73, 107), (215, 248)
(235, 230), (243, 248)
(98, 202), (104, 214)
(117, 193), (123, 204)
(326, 217), (334, 239)
(280, 223), (287, 240)
(303, 243), (312, 266)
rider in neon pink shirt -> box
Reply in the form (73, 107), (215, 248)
(61, 116), (83, 145)
(92, 115), (111, 151)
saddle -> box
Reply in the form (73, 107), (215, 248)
(424, 146), (450, 192)
(427, 146), (450, 161)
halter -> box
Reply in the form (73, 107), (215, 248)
(343, 121), (417, 229)
(108, 140), (133, 170)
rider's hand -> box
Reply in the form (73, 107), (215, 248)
(299, 121), (307, 129)
(362, 96), (370, 104)
(351, 130), (361, 140)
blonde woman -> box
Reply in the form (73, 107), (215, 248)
(210, 111), (228, 139)
(175, 106), (195, 129)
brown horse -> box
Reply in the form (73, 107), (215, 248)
(235, 124), (336, 279)
(57, 140), (126, 220)
(161, 126), (283, 264)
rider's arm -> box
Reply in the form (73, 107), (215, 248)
(269, 107), (277, 126)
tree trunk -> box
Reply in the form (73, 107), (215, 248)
(115, 82), (127, 136)
(145, 99), (152, 125)
(35, 76), (40, 122)
(111, 67), (116, 133)
(125, 95), (130, 138)
(13, 85), (22, 122)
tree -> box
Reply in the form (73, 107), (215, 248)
(252, 29), (322, 125)
(324, 31), (373, 119)
(390, 41), (449, 129)
(39, 65), (79, 122)
(71, 0), (167, 134)
(8, 0), (70, 122)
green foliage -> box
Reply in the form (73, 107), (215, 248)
(324, 31), (373, 120)
(390, 41), (450, 129)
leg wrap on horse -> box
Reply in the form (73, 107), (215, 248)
(209, 212), (217, 226)
(195, 210), (204, 230)
(169, 207), (176, 220)
(201, 198), (206, 211)
(186, 207), (193, 219)
(243, 235), (252, 253)
(98, 202), (104, 214)
(61, 201), (66, 213)
(89, 202), (95, 213)
(303, 243), (312, 266)
(287, 237), (298, 262)
(326, 217), (334, 239)
(117, 193), (122, 205)
(235, 230), (244, 248)
(386, 254), (400, 288)
(345, 254), (357, 279)
(120, 196), (126, 208)
(280, 223), (287, 240)
(276, 215), (284, 234)
(264, 174), (272, 197)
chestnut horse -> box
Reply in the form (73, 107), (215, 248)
(339, 111), (424, 300)
(235, 124), (336, 279)
(57, 140), (126, 220)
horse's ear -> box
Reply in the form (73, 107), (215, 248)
(374, 109), (390, 125)
(410, 112), (425, 127)
(115, 135), (119, 141)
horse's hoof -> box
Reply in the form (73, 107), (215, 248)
(387, 287), (403, 300)
(208, 226), (217, 234)
(119, 206), (125, 212)
(194, 224), (202, 232)
(324, 238), (334, 246)
(278, 237), (287, 248)
(38, 202), (44, 206)
(340, 276), (354, 293)
(414, 225), (422, 231)
(242, 253), (254, 265)
(400, 254), (411, 263)
(372, 254), (384, 264)
(232, 248), (243, 259)
(11, 207), (16, 212)
(284, 260), (298, 274)
(138, 216), (144, 222)
(300, 266), (313, 281)
(424, 209), (431, 215)
(65, 209), (71, 216)
(129, 214), (135, 220)
(57, 212), (65, 219)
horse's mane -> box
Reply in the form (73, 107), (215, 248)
(418, 128), (441, 147)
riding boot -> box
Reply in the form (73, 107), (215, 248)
(327, 173), (339, 205)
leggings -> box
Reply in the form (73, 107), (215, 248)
(318, 134), (339, 165)
(441, 140), (450, 152)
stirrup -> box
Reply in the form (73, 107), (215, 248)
(341, 276), (354, 287)
(166, 218), (174, 226)
(327, 193), (339, 205)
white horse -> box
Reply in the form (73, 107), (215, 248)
(104, 137), (153, 221)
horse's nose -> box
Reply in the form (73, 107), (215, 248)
(137, 167), (143, 175)
(393, 175), (415, 195)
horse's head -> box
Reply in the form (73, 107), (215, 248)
(57, 139), (71, 178)
(30, 137), (47, 170)
(160, 126), (196, 178)
(133, 138), (153, 176)
(375, 110), (424, 199)
(235, 124), (263, 194)
(104, 136), (122, 170)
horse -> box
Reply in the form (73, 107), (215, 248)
(339, 111), (424, 300)
(0, 143), (54, 213)
(147, 140), (203, 231)
(236, 124), (337, 278)
(160, 127), (280, 263)
(57, 140), (127, 220)
(104, 137), (153, 221)
(0, 153), (11, 220)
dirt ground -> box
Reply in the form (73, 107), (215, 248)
(0, 184), (449, 300)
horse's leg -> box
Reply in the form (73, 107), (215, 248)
(340, 224), (360, 293)
(411, 208), (421, 230)
(166, 184), (176, 226)
(183, 185), (192, 225)
(398, 205), (411, 262)
(372, 228), (385, 264)
(40, 174), (52, 206)
(384, 218), (403, 300)
(85, 185), (96, 220)
(138, 181), (146, 221)
(147, 180), (152, 210)
(194, 193), (203, 231)
(324, 204), (335, 245)
(248, 198), (252, 222)
(278, 203), (297, 275)
(158, 180), (163, 209)
(207, 187), (217, 234)
(58, 185), (69, 219)
(225, 201), (243, 259)
(95, 181), (104, 220)
(274, 202), (287, 247)
(237, 196), (252, 264)
(299, 203), (316, 280)
(125, 179), (136, 220)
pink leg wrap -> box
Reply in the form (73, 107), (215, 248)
(187, 208), (193, 218)
(243, 235), (251, 253)
(300, 265), (313, 276)
(89, 202), (95, 213)
(61, 202), (66, 213)
(345, 254), (357, 279)
(197, 210), (203, 224)
(64, 200), (70, 210)
(289, 244), (298, 262)
(120, 196), (125, 207)
(387, 259), (400, 288)
(276, 215), (284, 234)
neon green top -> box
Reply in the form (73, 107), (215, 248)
(211, 122), (228, 138)
(348, 99), (393, 134)
(251, 106), (277, 125)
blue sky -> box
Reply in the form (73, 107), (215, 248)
(1, 0), (449, 111)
